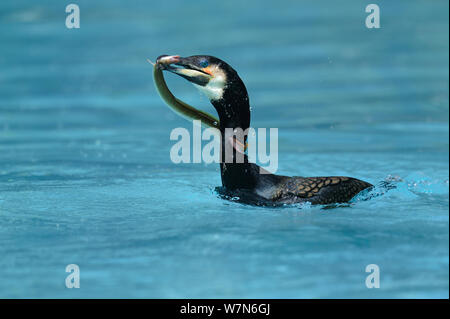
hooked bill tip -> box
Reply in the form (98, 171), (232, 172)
(156, 55), (180, 65)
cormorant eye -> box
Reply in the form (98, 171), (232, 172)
(199, 60), (209, 68)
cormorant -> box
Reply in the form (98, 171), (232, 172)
(153, 55), (372, 205)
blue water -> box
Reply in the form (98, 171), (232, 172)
(0, 0), (448, 298)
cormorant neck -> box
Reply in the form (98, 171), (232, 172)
(210, 77), (250, 132)
(209, 76), (258, 190)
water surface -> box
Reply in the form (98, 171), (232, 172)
(0, 0), (448, 298)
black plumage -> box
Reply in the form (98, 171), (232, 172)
(159, 55), (373, 205)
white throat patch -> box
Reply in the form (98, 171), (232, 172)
(193, 65), (227, 101)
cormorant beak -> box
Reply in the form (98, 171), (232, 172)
(156, 55), (212, 86)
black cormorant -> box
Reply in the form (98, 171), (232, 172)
(153, 55), (372, 205)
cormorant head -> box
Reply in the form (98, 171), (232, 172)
(157, 55), (230, 100)
(157, 55), (250, 130)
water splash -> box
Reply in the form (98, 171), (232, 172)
(351, 173), (449, 203)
